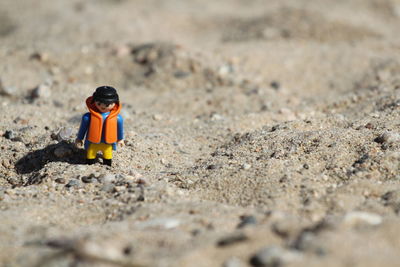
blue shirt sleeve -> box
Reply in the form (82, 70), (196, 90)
(77, 113), (90, 140)
(117, 114), (124, 140)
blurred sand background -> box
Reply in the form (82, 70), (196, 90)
(1, 0), (400, 266)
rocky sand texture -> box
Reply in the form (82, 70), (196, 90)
(1, 0), (400, 266)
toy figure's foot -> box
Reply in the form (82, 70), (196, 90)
(86, 159), (96, 165)
(103, 159), (112, 166)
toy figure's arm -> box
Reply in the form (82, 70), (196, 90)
(75, 113), (90, 147)
(117, 115), (124, 146)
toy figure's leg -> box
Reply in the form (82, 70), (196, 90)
(101, 144), (113, 166)
(86, 143), (98, 165)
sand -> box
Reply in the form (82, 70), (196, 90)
(1, 0), (400, 266)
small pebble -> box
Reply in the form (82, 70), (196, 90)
(66, 179), (81, 188)
(270, 81), (280, 90)
(99, 174), (116, 184)
(114, 186), (126, 192)
(237, 215), (257, 228)
(137, 218), (181, 229)
(4, 130), (16, 140)
(223, 257), (244, 267)
(218, 64), (233, 76)
(211, 113), (224, 121)
(0, 85), (17, 96)
(101, 183), (115, 193)
(207, 164), (219, 170)
(55, 178), (66, 184)
(343, 211), (382, 227)
(112, 44), (131, 57)
(382, 190), (400, 207)
(57, 127), (74, 141)
(31, 82), (52, 99)
(2, 159), (12, 169)
(152, 114), (163, 121)
(242, 163), (252, 170)
(174, 71), (190, 78)
(129, 169), (143, 179)
(0, 189), (5, 201)
(374, 132), (400, 144)
(82, 174), (95, 183)
(30, 52), (49, 62)
(135, 178), (147, 186)
(217, 232), (248, 247)
(250, 246), (301, 267)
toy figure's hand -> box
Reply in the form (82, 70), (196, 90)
(117, 140), (125, 147)
(75, 139), (83, 148)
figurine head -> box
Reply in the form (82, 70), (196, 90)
(92, 86), (119, 113)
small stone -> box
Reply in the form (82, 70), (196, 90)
(382, 190), (400, 210)
(152, 114), (163, 121)
(31, 82), (52, 99)
(223, 257), (244, 267)
(374, 132), (400, 144)
(242, 163), (252, 170)
(0, 83), (17, 97)
(129, 169), (143, 179)
(271, 218), (299, 239)
(217, 232), (248, 247)
(82, 174), (96, 183)
(77, 165), (87, 171)
(250, 246), (301, 267)
(218, 64), (233, 76)
(237, 215), (257, 228)
(291, 231), (320, 253)
(99, 174), (116, 184)
(211, 113), (224, 121)
(364, 122), (374, 129)
(174, 71), (190, 79)
(30, 52), (49, 62)
(123, 175), (136, 183)
(57, 127), (74, 141)
(112, 44), (131, 57)
(66, 179), (81, 188)
(55, 178), (66, 184)
(101, 183), (115, 193)
(78, 239), (128, 263)
(114, 186), (126, 192)
(207, 164), (219, 170)
(270, 81), (280, 90)
(53, 146), (72, 158)
(136, 178), (148, 185)
(344, 211), (382, 227)
(1, 159), (12, 169)
(137, 218), (181, 229)
(4, 130), (16, 140)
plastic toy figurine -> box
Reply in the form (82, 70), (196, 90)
(75, 86), (124, 166)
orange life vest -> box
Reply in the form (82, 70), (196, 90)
(86, 96), (121, 144)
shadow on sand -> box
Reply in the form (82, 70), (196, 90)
(14, 141), (85, 185)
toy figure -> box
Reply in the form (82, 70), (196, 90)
(75, 86), (124, 166)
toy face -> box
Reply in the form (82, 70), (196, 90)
(95, 101), (116, 113)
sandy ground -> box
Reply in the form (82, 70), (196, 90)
(1, 0), (400, 266)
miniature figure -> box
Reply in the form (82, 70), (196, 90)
(75, 86), (124, 166)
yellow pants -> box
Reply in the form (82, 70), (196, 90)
(87, 143), (113, 160)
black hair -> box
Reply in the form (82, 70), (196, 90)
(92, 86), (119, 105)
